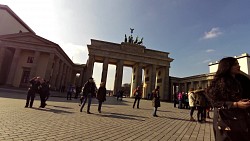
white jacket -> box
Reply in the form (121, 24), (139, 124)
(188, 92), (196, 107)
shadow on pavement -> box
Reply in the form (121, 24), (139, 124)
(32, 107), (74, 114)
(52, 105), (74, 109)
(94, 112), (147, 121)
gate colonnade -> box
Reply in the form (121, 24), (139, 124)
(82, 39), (173, 100)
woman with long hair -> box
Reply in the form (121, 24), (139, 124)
(207, 57), (250, 141)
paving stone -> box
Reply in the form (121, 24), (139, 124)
(0, 88), (215, 141)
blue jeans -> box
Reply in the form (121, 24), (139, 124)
(80, 95), (92, 112)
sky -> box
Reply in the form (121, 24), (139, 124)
(1, 0), (250, 89)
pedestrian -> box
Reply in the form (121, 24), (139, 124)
(116, 90), (121, 101)
(25, 76), (41, 108)
(44, 80), (51, 103)
(119, 89), (124, 101)
(178, 92), (183, 109)
(132, 86), (142, 109)
(152, 86), (160, 117)
(96, 82), (106, 113)
(173, 92), (178, 108)
(117, 89), (124, 101)
(80, 77), (97, 114)
(60, 85), (65, 93)
(66, 84), (74, 100)
(183, 93), (189, 109)
(75, 86), (81, 99)
(39, 79), (50, 108)
(207, 57), (250, 141)
(195, 89), (206, 123)
(188, 88), (196, 121)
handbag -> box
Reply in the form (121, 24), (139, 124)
(217, 108), (248, 132)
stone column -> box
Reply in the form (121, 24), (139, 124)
(207, 80), (211, 87)
(114, 60), (124, 95)
(162, 66), (170, 101)
(198, 81), (202, 89)
(55, 61), (63, 89)
(50, 58), (59, 89)
(184, 83), (188, 93)
(170, 81), (174, 101)
(131, 63), (143, 97)
(60, 64), (66, 87)
(84, 55), (95, 83)
(45, 53), (55, 81)
(6, 48), (21, 85)
(68, 68), (72, 85)
(64, 66), (69, 86)
(0, 47), (6, 84)
(150, 64), (157, 92)
(0, 47), (5, 73)
(30, 51), (41, 78)
(101, 57), (109, 85)
(191, 81), (194, 89)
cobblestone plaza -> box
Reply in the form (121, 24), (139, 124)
(0, 88), (214, 141)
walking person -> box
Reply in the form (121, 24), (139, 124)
(207, 57), (250, 141)
(67, 84), (74, 100)
(80, 77), (97, 114)
(178, 92), (183, 109)
(152, 86), (160, 117)
(25, 76), (41, 108)
(132, 86), (142, 109)
(96, 82), (106, 113)
(195, 89), (206, 123)
(188, 88), (196, 121)
(75, 86), (81, 99)
(39, 79), (50, 108)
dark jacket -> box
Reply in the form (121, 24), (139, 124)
(39, 82), (50, 97)
(29, 79), (40, 94)
(195, 91), (207, 107)
(97, 87), (106, 102)
(152, 89), (160, 107)
(133, 89), (142, 98)
(81, 81), (97, 97)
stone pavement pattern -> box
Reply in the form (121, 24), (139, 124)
(0, 89), (214, 141)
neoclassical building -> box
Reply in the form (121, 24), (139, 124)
(170, 53), (250, 101)
(0, 4), (84, 90)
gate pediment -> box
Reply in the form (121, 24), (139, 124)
(0, 33), (57, 47)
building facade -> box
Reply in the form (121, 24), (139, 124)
(0, 4), (84, 90)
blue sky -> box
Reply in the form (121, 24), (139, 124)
(1, 0), (250, 89)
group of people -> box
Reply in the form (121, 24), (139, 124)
(25, 56), (250, 141)
(188, 88), (211, 123)
(79, 77), (106, 114)
(175, 91), (189, 109)
(25, 76), (50, 108)
(132, 86), (161, 117)
(66, 85), (81, 100)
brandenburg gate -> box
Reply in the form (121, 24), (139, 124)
(83, 39), (173, 101)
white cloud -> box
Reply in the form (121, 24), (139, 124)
(202, 59), (212, 64)
(206, 49), (215, 53)
(203, 27), (222, 39)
